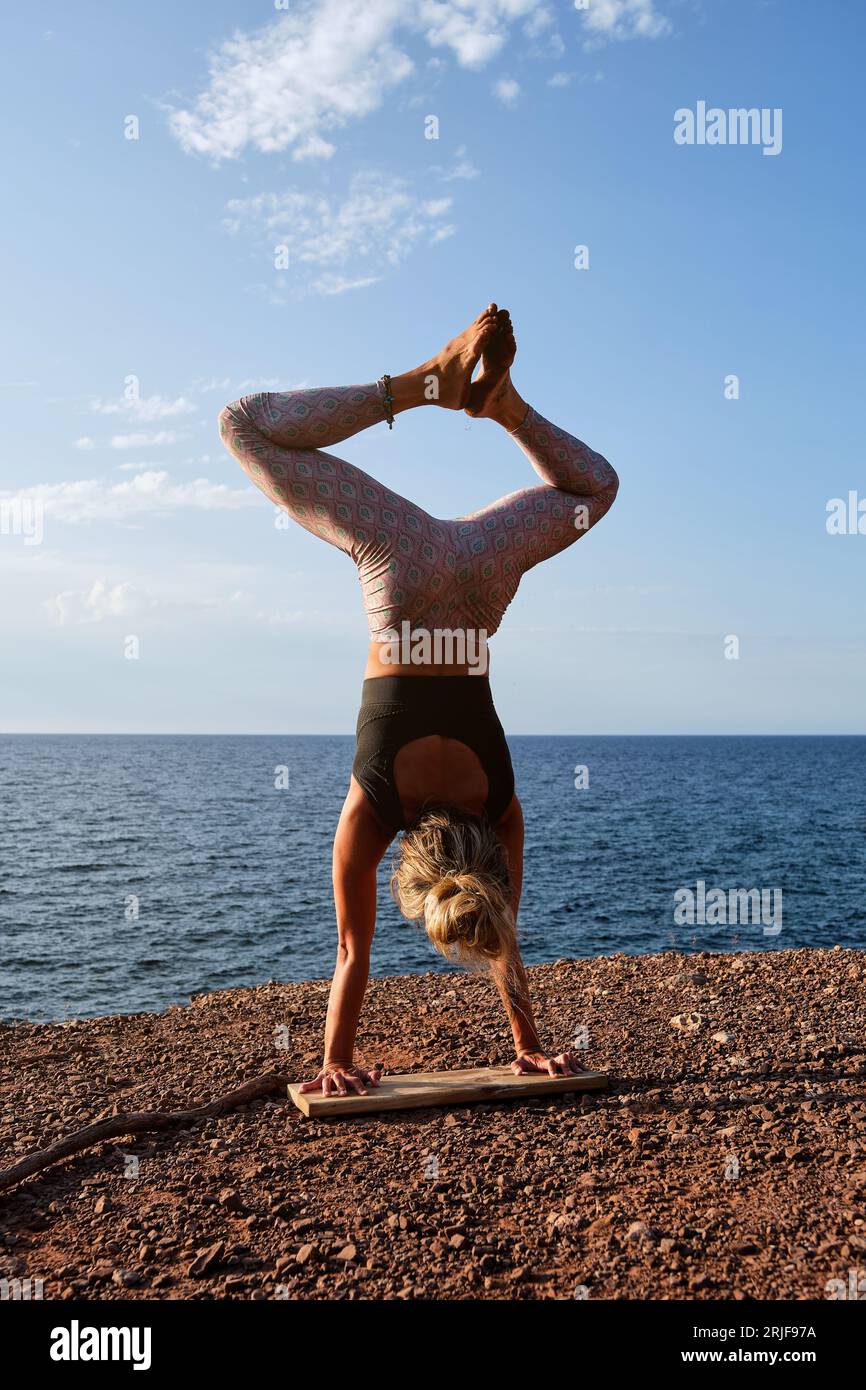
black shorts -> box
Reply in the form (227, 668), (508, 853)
(352, 675), (515, 835)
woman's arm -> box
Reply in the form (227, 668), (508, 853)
(491, 797), (541, 1052)
(492, 796), (587, 1076)
(299, 781), (393, 1097)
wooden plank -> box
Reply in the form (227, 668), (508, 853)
(288, 1065), (608, 1118)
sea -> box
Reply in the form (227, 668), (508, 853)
(0, 735), (863, 1022)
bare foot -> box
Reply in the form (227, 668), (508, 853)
(465, 308), (517, 418)
(422, 304), (499, 410)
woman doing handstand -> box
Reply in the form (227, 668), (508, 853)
(218, 304), (619, 1097)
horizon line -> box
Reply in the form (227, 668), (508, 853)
(2, 731), (866, 739)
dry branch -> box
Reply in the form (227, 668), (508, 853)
(0, 1070), (290, 1194)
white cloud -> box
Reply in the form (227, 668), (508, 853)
(312, 273), (382, 296)
(191, 375), (286, 395)
(225, 171), (455, 295)
(167, 0), (414, 162)
(47, 580), (143, 626)
(293, 134), (337, 162)
(91, 394), (197, 422)
(74, 436), (96, 450)
(167, 0), (551, 162)
(44, 575), (327, 632)
(5, 471), (259, 525)
(546, 31), (566, 58)
(192, 376), (233, 395)
(236, 376), (286, 392)
(579, 0), (671, 47)
(523, 3), (555, 38)
(110, 431), (181, 449)
(417, 0), (540, 68)
(441, 146), (480, 180)
(494, 76), (521, 106)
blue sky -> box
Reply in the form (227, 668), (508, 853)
(1, 0), (863, 734)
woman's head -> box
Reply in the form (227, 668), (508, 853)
(390, 806), (515, 968)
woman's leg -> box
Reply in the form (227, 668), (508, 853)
(454, 350), (620, 633)
(219, 389), (452, 635)
(217, 307), (500, 635)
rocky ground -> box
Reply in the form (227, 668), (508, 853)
(1, 947), (865, 1301)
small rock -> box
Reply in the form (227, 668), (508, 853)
(219, 1189), (244, 1212)
(712, 1031), (733, 1045)
(336, 1244), (357, 1262)
(676, 970), (708, 986)
(187, 1241), (225, 1278)
(671, 1012), (704, 1033)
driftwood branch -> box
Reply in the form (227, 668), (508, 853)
(0, 1070), (290, 1194)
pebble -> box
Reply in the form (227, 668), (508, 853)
(186, 1241), (225, 1278)
(670, 1013), (704, 1032)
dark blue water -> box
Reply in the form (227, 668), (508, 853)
(1, 736), (864, 1022)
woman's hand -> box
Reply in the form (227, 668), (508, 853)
(511, 1050), (587, 1077)
(298, 1061), (383, 1097)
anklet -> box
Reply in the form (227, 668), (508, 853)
(379, 374), (395, 429)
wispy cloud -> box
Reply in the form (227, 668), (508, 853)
(5, 471), (259, 525)
(417, 0), (541, 67)
(167, 0), (415, 162)
(191, 376), (233, 395)
(109, 431), (181, 449)
(43, 576), (327, 632)
(440, 146), (480, 181)
(224, 170), (456, 296)
(494, 76), (521, 106)
(579, 0), (671, 48)
(90, 393), (198, 422)
(45, 579), (255, 627)
(167, 1), (671, 163)
(47, 579), (144, 625)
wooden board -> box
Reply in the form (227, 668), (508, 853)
(288, 1065), (608, 1118)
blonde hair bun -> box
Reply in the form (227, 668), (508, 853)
(391, 807), (515, 967)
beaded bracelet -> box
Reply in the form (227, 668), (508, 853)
(379, 374), (395, 429)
